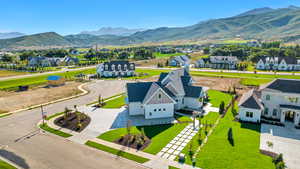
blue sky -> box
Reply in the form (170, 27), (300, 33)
(1, 0), (300, 35)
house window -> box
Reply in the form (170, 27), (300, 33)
(246, 112), (253, 118)
(158, 94), (161, 99)
(266, 95), (270, 101)
(124, 64), (127, 71)
(130, 64), (134, 70)
(149, 112), (152, 116)
(105, 64), (108, 70)
(112, 64), (115, 71)
(273, 109), (277, 116)
(159, 109), (161, 111)
(118, 64), (121, 71)
(265, 108), (269, 115)
(154, 109), (157, 112)
(163, 108), (166, 111)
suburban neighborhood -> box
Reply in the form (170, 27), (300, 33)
(2, 1), (300, 169)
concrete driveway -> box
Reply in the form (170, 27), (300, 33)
(260, 123), (300, 169)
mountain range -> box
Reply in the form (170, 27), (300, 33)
(80, 27), (145, 36)
(0, 32), (25, 39)
(2, 6), (300, 49)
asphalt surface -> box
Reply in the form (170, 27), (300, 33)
(0, 80), (146, 169)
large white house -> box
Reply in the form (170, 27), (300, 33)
(97, 61), (135, 78)
(256, 57), (300, 71)
(195, 56), (239, 70)
(126, 67), (206, 119)
(239, 79), (300, 127)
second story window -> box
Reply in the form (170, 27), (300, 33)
(130, 64), (134, 70)
(266, 95), (270, 101)
(124, 64), (128, 71)
(112, 64), (115, 71)
(118, 64), (121, 71)
(105, 64), (108, 70)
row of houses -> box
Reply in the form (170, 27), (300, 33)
(28, 56), (79, 67)
(256, 57), (300, 71)
(194, 56), (239, 70)
(96, 61), (135, 78)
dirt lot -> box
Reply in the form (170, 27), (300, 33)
(0, 81), (82, 112)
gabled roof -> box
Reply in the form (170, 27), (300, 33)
(126, 82), (153, 102)
(143, 83), (161, 103)
(183, 86), (202, 98)
(239, 89), (263, 110)
(261, 79), (300, 94)
(158, 73), (168, 82)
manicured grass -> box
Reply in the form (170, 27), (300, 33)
(39, 123), (72, 138)
(153, 52), (185, 58)
(0, 160), (16, 169)
(0, 113), (12, 118)
(0, 68), (96, 91)
(86, 93), (124, 106)
(240, 78), (272, 86)
(174, 114), (193, 122)
(169, 166), (180, 169)
(45, 112), (64, 120)
(85, 141), (149, 163)
(98, 123), (188, 155)
(177, 112), (220, 164)
(194, 105), (274, 169)
(207, 90), (232, 108)
(102, 95), (126, 109)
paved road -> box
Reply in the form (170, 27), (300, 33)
(0, 80), (146, 169)
(0, 65), (96, 81)
(1, 65), (300, 82)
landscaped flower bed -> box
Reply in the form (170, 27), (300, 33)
(54, 112), (90, 132)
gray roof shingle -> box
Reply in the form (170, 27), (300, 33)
(262, 79), (300, 94)
(239, 89), (263, 110)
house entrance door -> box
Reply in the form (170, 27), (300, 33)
(285, 111), (295, 122)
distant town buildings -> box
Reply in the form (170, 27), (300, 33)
(195, 56), (239, 70)
(96, 61), (135, 78)
(256, 57), (300, 71)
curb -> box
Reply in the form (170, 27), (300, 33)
(0, 155), (23, 169)
(1, 82), (91, 118)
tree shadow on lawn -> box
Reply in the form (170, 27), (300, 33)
(240, 122), (261, 133)
(0, 149), (29, 169)
(136, 124), (173, 139)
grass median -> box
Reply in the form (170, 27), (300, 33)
(39, 123), (72, 138)
(85, 141), (149, 163)
(0, 159), (17, 169)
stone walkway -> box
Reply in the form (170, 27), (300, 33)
(158, 123), (199, 161)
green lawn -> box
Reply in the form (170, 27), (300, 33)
(207, 90), (232, 108)
(98, 123), (188, 155)
(85, 141), (149, 163)
(0, 68), (96, 91)
(39, 123), (72, 138)
(194, 105), (274, 169)
(153, 52), (185, 58)
(169, 166), (180, 169)
(240, 78), (273, 86)
(0, 159), (17, 169)
(177, 112), (220, 164)
(87, 93), (124, 106)
(102, 95), (126, 109)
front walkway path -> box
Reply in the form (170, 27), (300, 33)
(158, 122), (199, 161)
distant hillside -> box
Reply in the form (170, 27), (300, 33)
(0, 32), (72, 49)
(80, 27), (146, 36)
(2, 6), (300, 49)
(0, 32), (25, 39)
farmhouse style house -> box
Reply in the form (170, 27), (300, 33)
(96, 61), (135, 78)
(126, 67), (206, 119)
(256, 57), (300, 71)
(28, 56), (79, 67)
(195, 56), (239, 70)
(238, 79), (300, 127)
(169, 55), (190, 67)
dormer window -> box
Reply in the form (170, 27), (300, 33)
(130, 64), (134, 70)
(124, 64), (128, 71)
(118, 64), (121, 71)
(105, 64), (108, 70)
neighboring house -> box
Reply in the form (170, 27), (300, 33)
(256, 57), (300, 71)
(195, 56), (239, 69)
(169, 55), (190, 67)
(61, 56), (79, 66)
(238, 79), (300, 127)
(28, 56), (52, 67)
(126, 67), (207, 119)
(96, 61), (135, 78)
(28, 56), (79, 67)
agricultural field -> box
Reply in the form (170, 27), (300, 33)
(153, 52), (185, 58)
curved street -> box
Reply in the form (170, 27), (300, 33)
(0, 80), (147, 169)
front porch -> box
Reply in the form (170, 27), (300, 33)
(280, 105), (300, 127)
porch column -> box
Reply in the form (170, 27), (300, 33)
(295, 112), (300, 126)
(280, 109), (285, 123)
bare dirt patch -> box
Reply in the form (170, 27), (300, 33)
(134, 58), (168, 67)
(0, 81), (83, 112)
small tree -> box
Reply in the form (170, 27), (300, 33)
(189, 141), (193, 156)
(219, 101), (225, 114)
(228, 127), (234, 146)
(98, 94), (102, 107)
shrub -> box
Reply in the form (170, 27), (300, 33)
(227, 127), (234, 146)
(219, 101), (225, 114)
